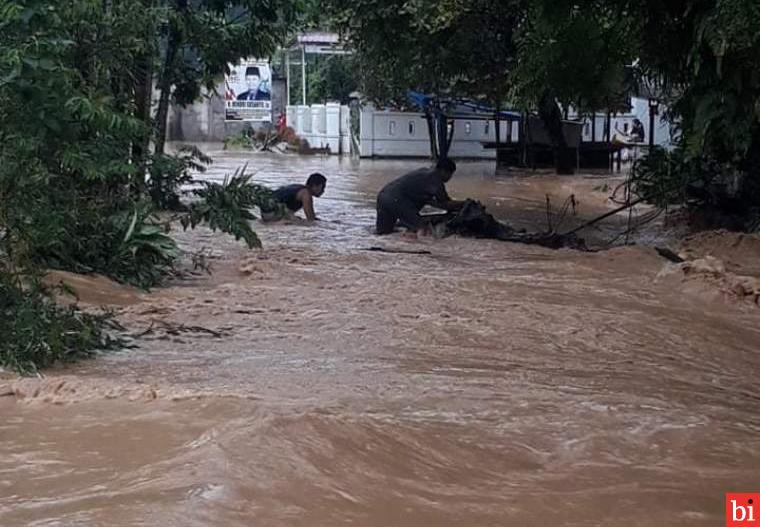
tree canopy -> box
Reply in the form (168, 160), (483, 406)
(0, 0), (297, 372)
(322, 0), (760, 204)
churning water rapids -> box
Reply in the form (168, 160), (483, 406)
(2, 150), (760, 526)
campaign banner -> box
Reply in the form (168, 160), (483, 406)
(225, 59), (272, 122)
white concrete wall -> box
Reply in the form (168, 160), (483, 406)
(448, 118), (514, 159)
(324, 103), (341, 154)
(340, 104), (350, 155)
(286, 106), (297, 130)
(365, 110), (515, 159)
(365, 110), (429, 157)
(287, 103), (515, 158)
(310, 104), (326, 149)
(168, 92), (673, 152)
(359, 106), (377, 157)
(296, 105), (311, 140)
(287, 104), (351, 154)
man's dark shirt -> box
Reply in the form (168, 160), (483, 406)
(378, 168), (450, 211)
(631, 122), (645, 142)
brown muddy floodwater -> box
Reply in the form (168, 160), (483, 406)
(2, 150), (760, 526)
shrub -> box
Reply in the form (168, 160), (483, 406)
(0, 272), (123, 375)
(148, 146), (213, 210)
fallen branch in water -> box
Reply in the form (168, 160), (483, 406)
(134, 320), (225, 339)
(130, 321), (156, 338)
(446, 200), (588, 250)
(363, 247), (432, 255)
(564, 197), (645, 235)
(655, 247), (685, 263)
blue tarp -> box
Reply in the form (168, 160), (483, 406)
(407, 91), (521, 120)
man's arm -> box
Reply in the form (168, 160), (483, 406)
(443, 199), (465, 211)
(299, 189), (318, 221)
(435, 184), (464, 211)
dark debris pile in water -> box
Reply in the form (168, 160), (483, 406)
(445, 199), (588, 250)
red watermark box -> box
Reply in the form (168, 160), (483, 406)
(727, 494), (760, 526)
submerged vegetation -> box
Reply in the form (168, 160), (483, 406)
(0, 273), (123, 375)
(182, 169), (286, 250)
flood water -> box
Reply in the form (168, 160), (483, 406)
(2, 150), (760, 526)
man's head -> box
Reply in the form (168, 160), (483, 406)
(435, 158), (457, 182)
(245, 66), (261, 91)
(633, 118), (642, 127)
(306, 173), (327, 197)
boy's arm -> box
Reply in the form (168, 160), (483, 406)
(299, 190), (318, 221)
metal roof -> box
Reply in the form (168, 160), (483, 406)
(407, 91), (521, 120)
(291, 32), (349, 55)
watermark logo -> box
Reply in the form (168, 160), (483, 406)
(727, 494), (759, 526)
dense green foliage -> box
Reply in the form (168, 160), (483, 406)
(305, 55), (359, 105)
(0, 0), (297, 373)
(272, 47), (359, 106)
(182, 169), (285, 249)
(148, 146), (213, 210)
(511, 0), (634, 113)
(0, 0), (152, 281)
(321, 0), (603, 171)
(1, 274), (123, 375)
(322, 0), (520, 106)
(322, 0), (760, 216)
(628, 0), (760, 223)
(0, 1), (214, 290)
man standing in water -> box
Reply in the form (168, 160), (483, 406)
(263, 173), (327, 222)
(375, 158), (463, 235)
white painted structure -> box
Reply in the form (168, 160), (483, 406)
(283, 98), (674, 159)
(285, 103), (516, 159)
(286, 103), (350, 154)
(339, 104), (351, 155)
(358, 107), (517, 159)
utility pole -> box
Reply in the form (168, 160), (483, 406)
(648, 98), (658, 148)
(285, 50), (290, 107)
(301, 45), (306, 105)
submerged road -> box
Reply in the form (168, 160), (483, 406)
(2, 151), (759, 526)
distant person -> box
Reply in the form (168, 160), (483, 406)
(276, 113), (287, 133)
(376, 158), (463, 235)
(630, 118), (645, 142)
(262, 173), (327, 222)
(614, 119), (645, 144)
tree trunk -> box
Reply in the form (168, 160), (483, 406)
(131, 50), (154, 195)
(538, 91), (574, 175)
(425, 110), (438, 159)
(494, 104), (501, 163)
(154, 1), (186, 156)
(154, 41), (177, 156)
